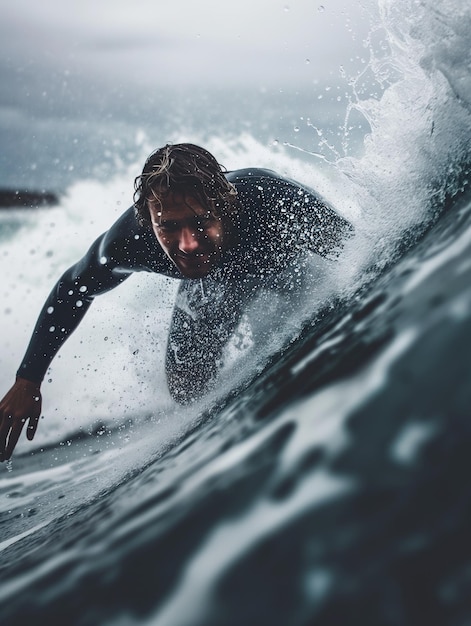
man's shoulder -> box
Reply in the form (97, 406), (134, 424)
(225, 169), (316, 201)
(225, 168), (285, 186)
(225, 169), (304, 209)
(98, 206), (177, 275)
(100, 206), (143, 253)
(225, 166), (353, 264)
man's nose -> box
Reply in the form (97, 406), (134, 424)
(178, 226), (199, 253)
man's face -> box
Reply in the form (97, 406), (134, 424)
(148, 191), (225, 278)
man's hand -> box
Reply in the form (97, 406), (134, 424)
(0, 377), (42, 461)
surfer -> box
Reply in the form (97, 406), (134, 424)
(0, 143), (352, 460)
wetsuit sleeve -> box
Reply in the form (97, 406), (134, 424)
(16, 208), (162, 383)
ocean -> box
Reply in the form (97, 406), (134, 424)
(1, 0), (470, 624)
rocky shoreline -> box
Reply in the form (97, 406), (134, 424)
(0, 189), (59, 208)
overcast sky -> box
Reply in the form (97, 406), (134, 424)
(1, 0), (376, 89)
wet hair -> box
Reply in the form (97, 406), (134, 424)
(133, 143), (239, 229)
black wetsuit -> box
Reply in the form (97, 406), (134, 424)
(17, 168), (352, 402)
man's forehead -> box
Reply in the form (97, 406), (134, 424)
(149, 190), (199, 207)
(148, 187), (195, 202)
(148, 193), (212, 220)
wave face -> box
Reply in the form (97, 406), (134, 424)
(1, 1), (470, 624)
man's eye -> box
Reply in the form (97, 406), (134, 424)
(195, 217), (211, 230)
(157, 223), (178, 232)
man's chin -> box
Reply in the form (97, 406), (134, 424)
(180, 267), (212, 278)
(174, 259), (214, 278)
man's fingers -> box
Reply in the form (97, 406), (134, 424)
(0, 414), (36, 461)
(27, 415), (40, 441)
(0, 415), (12, 462)
(0, 379), (43, 460)
(5, 419), (27, 461)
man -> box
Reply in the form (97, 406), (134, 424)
(0, 143), (352, 460)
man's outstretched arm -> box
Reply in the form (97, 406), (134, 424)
(0, 212), (141, 461)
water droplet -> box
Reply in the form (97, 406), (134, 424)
(47, 306), (54, 314)
(79, 285), (87, 292)
(284, 5), (290, 11)
(305, 59), (311, 64)
(68, 290), (74, 296)
(272, 139), (279, 146)
(318, 5), (325, 11)
(99, 256), (107, 265)
(76, 300), (83, 307)
(49, 326), (55, 332)
(294, 126), (300, 132)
